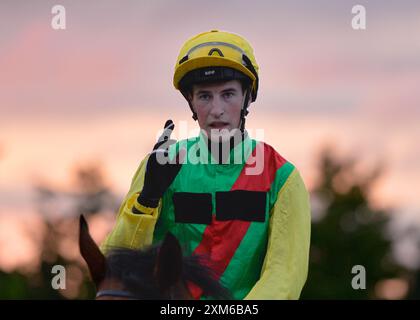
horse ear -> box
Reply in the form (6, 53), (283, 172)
(79, 215), (106, 287)
(154, 232), (183, 293)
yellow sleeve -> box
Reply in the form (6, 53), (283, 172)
(244, 168), (311, 299)
(100, 155), (161, 254)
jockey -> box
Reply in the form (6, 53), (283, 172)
(101, 30), (311, 300)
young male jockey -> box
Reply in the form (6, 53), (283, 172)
(101, 30), (311, 300)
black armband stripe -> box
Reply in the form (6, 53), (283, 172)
(216, 190), (267, 222)
(173, 192), (213, 224)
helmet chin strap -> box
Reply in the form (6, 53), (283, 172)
(223, 87), (250, 156)
(239, 87), (250, 134)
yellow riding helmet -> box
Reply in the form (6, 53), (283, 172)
(173, 30), (259, 102)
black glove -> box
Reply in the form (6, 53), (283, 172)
(133, 120), (185, 213)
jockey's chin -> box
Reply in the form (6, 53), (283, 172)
(206, 127), (242, 144)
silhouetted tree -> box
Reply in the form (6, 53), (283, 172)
(0, 162), (120, 299)
(301, 146), (408, 299)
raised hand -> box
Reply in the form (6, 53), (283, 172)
(133, 120), (185, 213)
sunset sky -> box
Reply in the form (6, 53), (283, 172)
(1, 0), (420, 270)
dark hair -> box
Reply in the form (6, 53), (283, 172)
(180, 66), (252, 98)
(188, 79), (251, 97)
(105, 245), (231, 300)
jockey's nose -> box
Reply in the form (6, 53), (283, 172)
(209, 95), (225, 118)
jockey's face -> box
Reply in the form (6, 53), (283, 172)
(189, 80), (249, 142)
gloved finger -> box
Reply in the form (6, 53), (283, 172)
(152, 139), (176, 152)
(170, 147), (187, 165)
(152, 148), (169, 166)
(157, 119), (175, 143)
(177, 147), (187, 165)
(152, 139), (178, 165)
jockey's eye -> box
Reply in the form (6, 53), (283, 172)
(222, 92), (235, 99)
(198, 93), (211, 101)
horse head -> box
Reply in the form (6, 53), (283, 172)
(79, 215), (229, 300)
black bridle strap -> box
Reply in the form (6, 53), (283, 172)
(96, 289), (137, 299)
(96, 289), (176, 300)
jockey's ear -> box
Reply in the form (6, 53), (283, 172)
(154, 232), (183, 294)
(79, 215), (106, 287)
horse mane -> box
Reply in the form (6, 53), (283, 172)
(104, 245), (231, 300)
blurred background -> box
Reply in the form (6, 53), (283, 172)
(1, 0), (419, 299)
